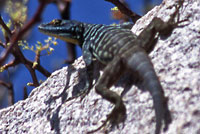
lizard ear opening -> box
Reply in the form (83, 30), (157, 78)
(74, 23), (84, 41)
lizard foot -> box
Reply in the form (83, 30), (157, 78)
(87, 102), (126, 133)
(154, 96), (172, 134)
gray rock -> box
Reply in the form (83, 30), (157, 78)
(0, 0), (199, 133)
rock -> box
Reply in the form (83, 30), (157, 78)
(0, 0), (199, 133)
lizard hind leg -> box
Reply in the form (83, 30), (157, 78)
(88, 56), (126, 133)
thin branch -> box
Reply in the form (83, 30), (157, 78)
(1, 59), (19, 70)
(25, 57), (51, 77)
(0, 80), (12, 89)
(33, 50), (41, 68)
(105, 0), (141, 23)
(0, 80), (14, 105)
(15, 46), (51, 80)
(35, 64), (51, 77)
(8, 86), (15, 105)
(23, 86), (28, 100)
(25, 64), (39, 87)
(0, 40), (5, 47)
(0, 15), (12, 37)
(0, 0), (48, 65)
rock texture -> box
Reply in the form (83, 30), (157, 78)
(0, 0), (199, 134)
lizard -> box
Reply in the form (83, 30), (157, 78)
(38, 1), (185, 133)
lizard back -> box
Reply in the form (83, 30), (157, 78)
(82, 23), (137, 64)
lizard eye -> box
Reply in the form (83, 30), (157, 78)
(50, 19), (62, 25)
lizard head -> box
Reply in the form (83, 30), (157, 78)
(38, 19), (84, 45)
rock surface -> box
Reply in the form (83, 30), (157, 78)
(0, 0), (199, 134)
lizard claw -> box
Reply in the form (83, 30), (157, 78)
(87, 102), (126, 133)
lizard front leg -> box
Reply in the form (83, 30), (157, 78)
(66, 41), (94, 101)
(78, 41), (94, 100)
(139, 0), (186, 53)
(88, 56), (126, 133)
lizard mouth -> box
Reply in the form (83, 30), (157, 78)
(38, 25), (80, 44)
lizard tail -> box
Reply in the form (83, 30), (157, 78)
(125, 47), (171, 134)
